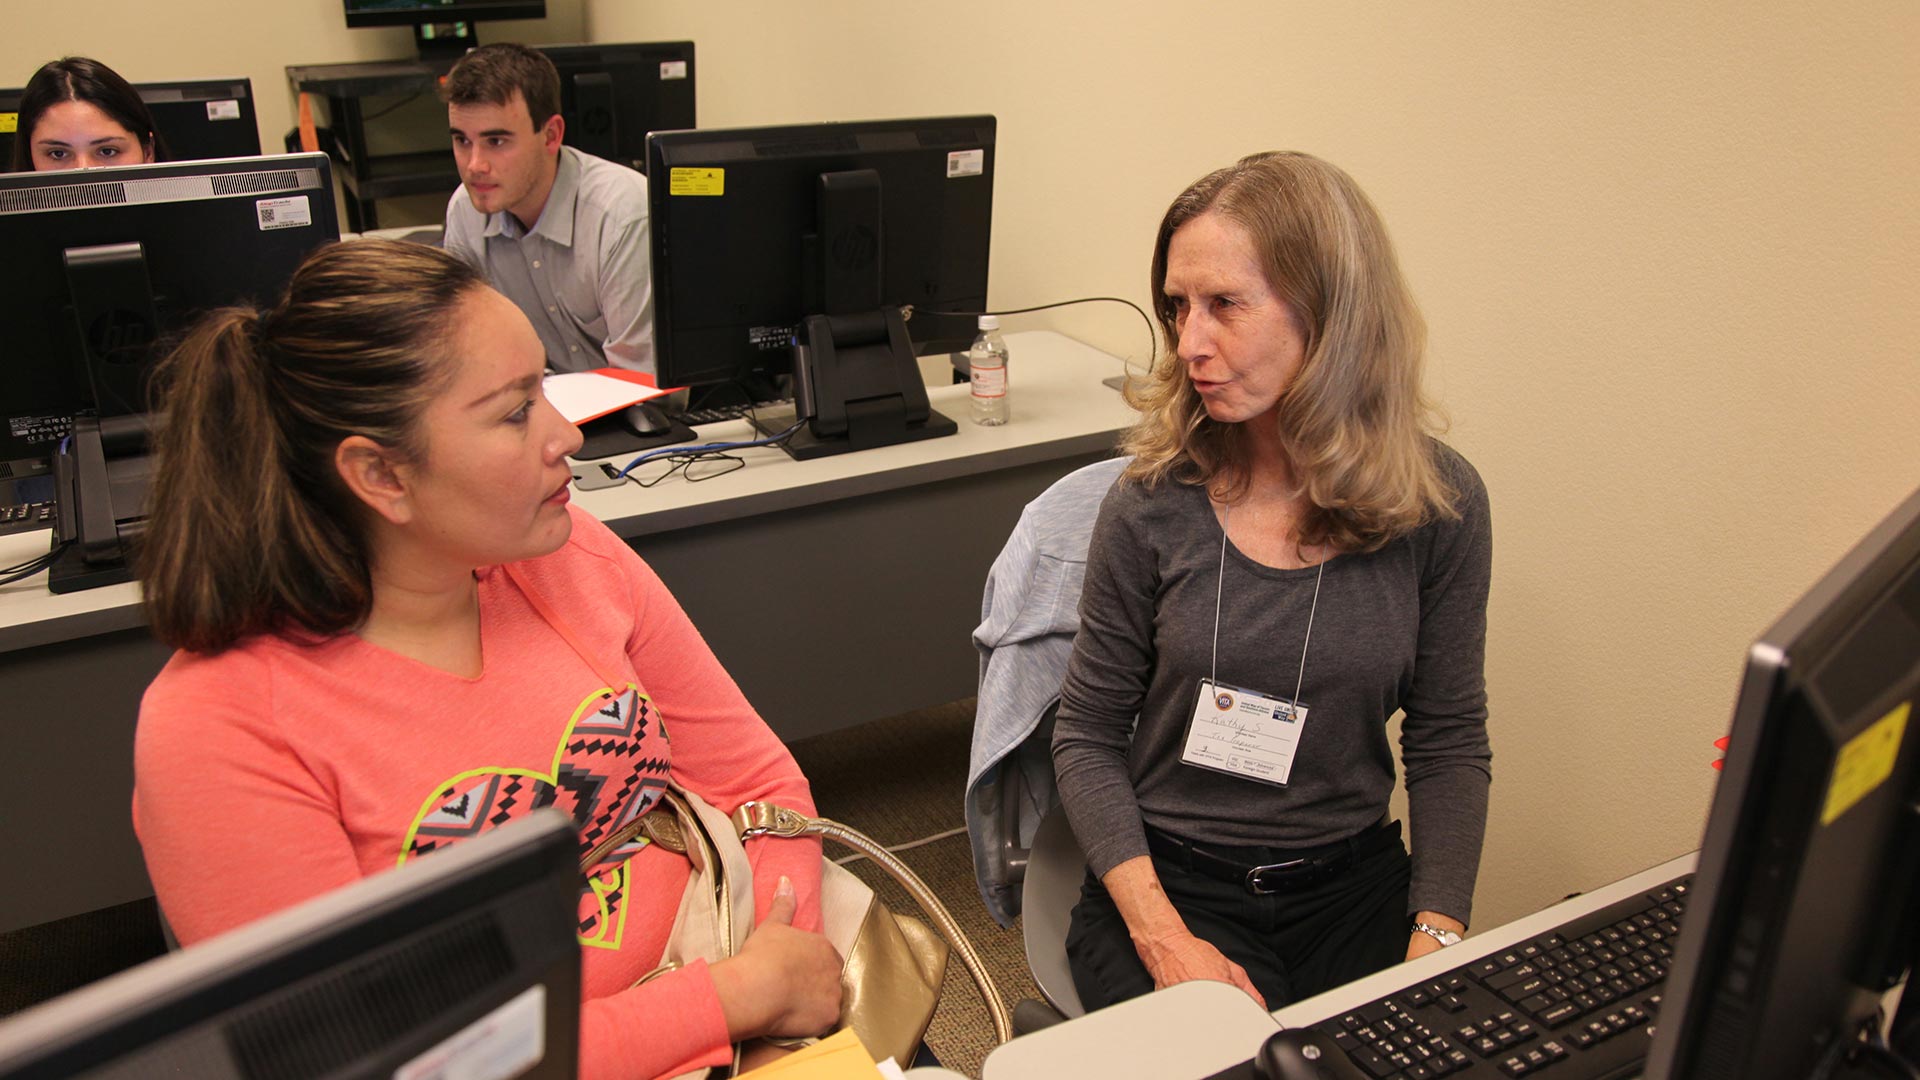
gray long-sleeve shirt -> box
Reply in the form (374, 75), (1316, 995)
(1051, 440), (1493, 924)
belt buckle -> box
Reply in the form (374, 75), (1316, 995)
(1245, 857), (1311, 895)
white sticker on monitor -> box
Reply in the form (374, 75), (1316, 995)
(946, 149), (984, 179)
(393, 984), (546, 1080)
(205, 99), (242, 121)
(255, 196), (312, 231)
(660, 59), (688, 80)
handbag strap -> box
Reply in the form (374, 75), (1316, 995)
(732, 801), (1015, 1046)
(503, 562), (632, 695)
(504, 562), (1012, 1043)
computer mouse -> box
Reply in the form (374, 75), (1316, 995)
(1249, 1029), (1369, 1080)
(619, 402), (673, 437)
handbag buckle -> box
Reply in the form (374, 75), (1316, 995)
(731, 801), (814, 839)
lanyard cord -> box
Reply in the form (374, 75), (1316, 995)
(1211, 504), (1326, 708)
(1211, 509), (1229, 691)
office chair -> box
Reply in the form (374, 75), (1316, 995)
(968, 456), (1129, 928)
(968, 456), (1127, 1033)
(1019, 801), (1087, 1026)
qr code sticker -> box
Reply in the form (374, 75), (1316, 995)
(256, 196), (312, 231)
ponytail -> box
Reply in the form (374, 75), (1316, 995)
(139, 239), (482, 653)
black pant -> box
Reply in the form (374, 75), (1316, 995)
(1064, 823), (1412, 1012)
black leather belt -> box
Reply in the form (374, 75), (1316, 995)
(1144, 818), (1401, 895)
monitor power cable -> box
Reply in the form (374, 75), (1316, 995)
(913, 294), (1160, 381)
(611, 415), (807, 483)
(0, 547), (62, 587)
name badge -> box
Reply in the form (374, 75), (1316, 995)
(1180, 679), (1309, 786)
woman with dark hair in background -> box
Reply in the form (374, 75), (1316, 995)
(11, 56), (160, 171)
(1051, 151), (1494, 1012)
(132, 238), (843, 1080)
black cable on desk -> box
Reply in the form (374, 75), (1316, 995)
(612, 416), (807, 482)
(914, 295), (1161, 380)
(0, 547), (61, 587)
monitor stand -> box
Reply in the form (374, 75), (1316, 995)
(755, 307), (957, 461)
(750, 403), (957, 461)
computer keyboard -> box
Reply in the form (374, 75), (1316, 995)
(1, 499), (56, 536)
(666, 397), (795, 427)
(1311, 876), (1691, 1080)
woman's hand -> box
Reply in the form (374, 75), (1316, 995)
(1101, 855), (1268, 1006)
(709, 877), (844, 1041)
(1137, 927), (1268, 1007)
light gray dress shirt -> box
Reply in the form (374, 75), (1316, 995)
(443, 145), (654, 374)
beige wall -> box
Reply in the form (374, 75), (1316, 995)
(11, 3), (1918, 932)
(582, 2), (1919, 929)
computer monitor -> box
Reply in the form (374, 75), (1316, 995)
(0, 77), (261, 172)
(0, 810), (581, 1079)
(647, 115), (995, 459)
(0, 152), (337, 460)
(0, 153), (338, 589)
(1645, 484), (1920, 1080)
(134, 78), (263, 162)
(344, 0), (548, 59)
(537, 42), (695, 174)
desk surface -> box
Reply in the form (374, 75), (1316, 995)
(978, 854), (1700, 1079)
(0, 329), (1137, 655)
(982, 980), (1280, 1080)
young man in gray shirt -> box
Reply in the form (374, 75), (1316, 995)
(442, 43), (653, 375)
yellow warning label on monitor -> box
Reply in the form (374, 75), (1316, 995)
(0, 112), (17, 134)
(1821, 700), (1908, 825)
(669, 167), (724, 196)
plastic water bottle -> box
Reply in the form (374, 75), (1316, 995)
(968, 315), (1009, 426)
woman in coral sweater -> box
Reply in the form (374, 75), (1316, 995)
(132, 239), (840, 1080)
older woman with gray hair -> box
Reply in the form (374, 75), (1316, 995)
(1052, 151), (1493, 1011)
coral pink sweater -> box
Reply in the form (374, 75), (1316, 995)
(134, 507), (822, 1080)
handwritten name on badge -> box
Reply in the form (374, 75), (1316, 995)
(1181, 679), (1309, 785)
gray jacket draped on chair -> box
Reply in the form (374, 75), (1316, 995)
(967, 456), (1128, 926)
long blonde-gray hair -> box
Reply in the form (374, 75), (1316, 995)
(1123, 151), (1455, 552)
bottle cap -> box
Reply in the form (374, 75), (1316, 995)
(978, 315), (1000, 331)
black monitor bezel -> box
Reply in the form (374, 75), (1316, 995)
(342, 0), (546, 28)
(0, 77), (261, 172)
(0, 810), (581, 1079)
(1645, 485), (1920, 1079)
(536, 41), (696, 174)
(644, 114), (995, 396)
(0, 152), (339, 464)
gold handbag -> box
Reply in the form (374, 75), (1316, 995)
(510, 564), (1011, 1069)
(610, 785), (1012, 1073)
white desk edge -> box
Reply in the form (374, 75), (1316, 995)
(976, 853), (1700, 1080)
(982, 979), (1280, 1080)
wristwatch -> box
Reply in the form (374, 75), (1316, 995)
(1412, 922), (1463, 947)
